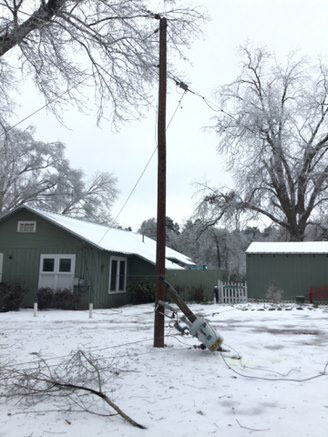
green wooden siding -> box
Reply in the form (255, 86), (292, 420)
(167, 269), (226, 301)
(0, 209), (162, 308)
(246, 253), (328, 300)
(0, 208), (215, 308)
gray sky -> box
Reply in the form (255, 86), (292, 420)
(12, 0), (328, 230)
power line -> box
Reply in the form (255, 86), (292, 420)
(0, 73), (93, 138)
(167, 71), (222, 113)
(220, 350), (328, 383)
(1, 6), (220, 139)
(98, 90), (187, 244)
(2, 332), (184, 372)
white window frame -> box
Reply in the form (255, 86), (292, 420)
(0, 253), (3, 283)
(38, 254), (76, 290)
(17, 221), (37, 233)
(108, 256), (127, 294)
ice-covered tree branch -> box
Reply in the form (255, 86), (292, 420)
(198, 47), (328, 240)
(0, 0), (205, 124)
(0, 350), (146, 429)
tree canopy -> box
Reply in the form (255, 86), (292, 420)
(0, 126), (117, 223)
(199, 47), (328, 241)
(0, 0), (203, 126)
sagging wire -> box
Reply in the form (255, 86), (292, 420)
(220, 347), (328, 383)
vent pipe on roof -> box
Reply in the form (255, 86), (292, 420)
(142, 233), (145, 243)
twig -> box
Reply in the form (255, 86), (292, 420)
(236, 419), (270, 432)
(7, 408), (117, 418)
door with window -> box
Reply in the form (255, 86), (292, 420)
(38, 254), (76, 290)
(109, 256), (127, 293)
(0, 253), (3, 283)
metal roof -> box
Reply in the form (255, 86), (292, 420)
(1, 206), (195, 269)
(246, 241), (328, 254)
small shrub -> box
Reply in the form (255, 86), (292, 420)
(190, 286), (205, 303)
(53, 289), (79, 310)
(266, 284), (284, 304)
(37, 288), (79, 310)
(37, 288), (54, 309)
(0, 282), (25, 311)
(127, 281), (155, 304)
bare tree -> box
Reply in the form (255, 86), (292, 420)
(0, 0), (204, 125)
(199, 47), (328, 241)
(0, 126), (118, 223)
(0, 350), (146, 429)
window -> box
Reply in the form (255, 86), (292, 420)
(39, 254), (76, 290)
(109, 256), (127, 293)
(59, 258), (72, 272)
(42, 258), (55, 272)
(17, 221), (36, 233)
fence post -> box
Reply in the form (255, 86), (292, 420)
(33, 302), (38, 317)
(89, 303), (93, 319)
(218, 280), (222, 303)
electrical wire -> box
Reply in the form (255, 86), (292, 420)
(220, 350), (328, 383)
(0, 73), (92, 138)
(97, 89), (187, 243)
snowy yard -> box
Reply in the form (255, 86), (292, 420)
(0, 303), (328, 437)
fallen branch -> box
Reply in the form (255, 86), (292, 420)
(0, 350), (146, 429)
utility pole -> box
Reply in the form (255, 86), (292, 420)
(154, 16), (167, 348)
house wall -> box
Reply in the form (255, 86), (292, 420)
(0, 209), (162, 309)
(246, 253), (328, 300)
(101, 255), (158, 307)
(0, 209), (107, 307)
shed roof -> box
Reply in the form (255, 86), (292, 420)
(246, 241), (328, 254)
(2, 206), (195, 270)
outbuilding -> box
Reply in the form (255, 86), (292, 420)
(246, 242), (328, 301)
(0, 206), (195, 308)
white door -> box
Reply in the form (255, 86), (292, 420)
(38, 254), (76, 290)
(0, 253), (3, 282)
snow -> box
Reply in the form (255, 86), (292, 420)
(246, 241), (328, 254)
(1, 303), (328, 437)
(9, 206), (195, 270)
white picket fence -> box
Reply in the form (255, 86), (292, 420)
(218, 280), (248, 304)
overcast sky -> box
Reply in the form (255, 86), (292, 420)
(12, 0), (328, 230)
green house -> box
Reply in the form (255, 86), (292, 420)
(0, 206), (195, 308)
(246, 241), (328, 301)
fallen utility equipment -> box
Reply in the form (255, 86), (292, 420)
(159, 277), (224, 352)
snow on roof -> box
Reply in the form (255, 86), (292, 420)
(246, 241), (328, 254)
(15, 206), (194, 270)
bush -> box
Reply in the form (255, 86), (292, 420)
(37, 288), (54, 310)
(190, 286), (205, 303)
(127, 281), (155, 304)
(175, 285), (206, 303)
(53, 289), (79, 310)
(0, 282), (25, 311)
(37, 288), (79, 310)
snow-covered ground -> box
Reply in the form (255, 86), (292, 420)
(1, 303), (327, 437)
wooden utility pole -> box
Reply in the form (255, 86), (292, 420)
(154, 17), (167, 348)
